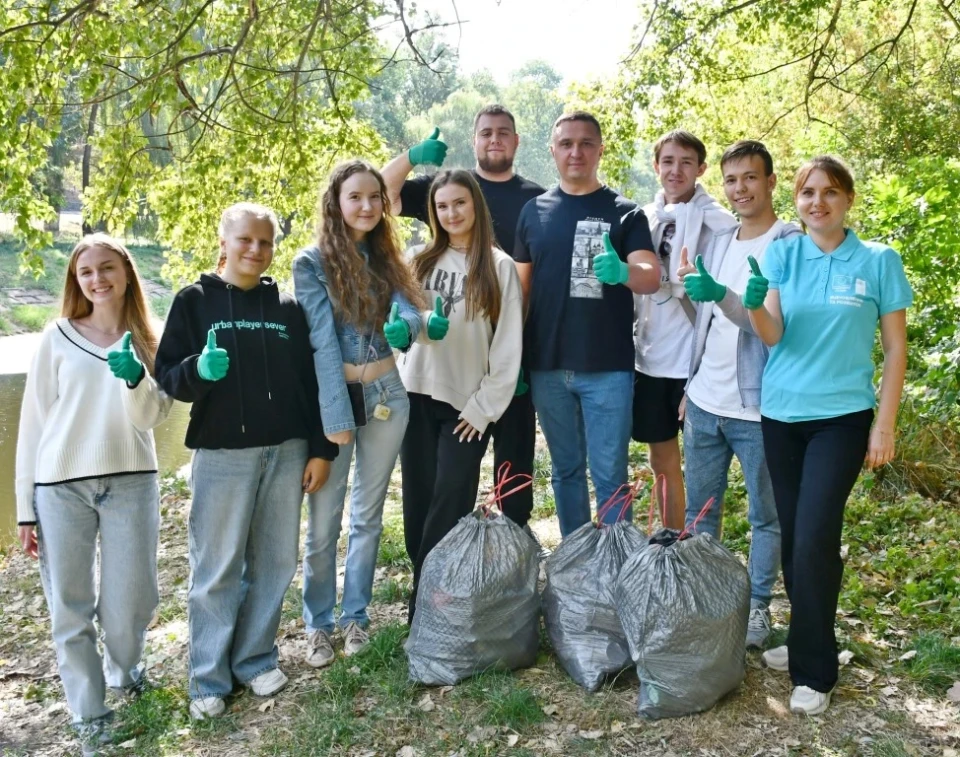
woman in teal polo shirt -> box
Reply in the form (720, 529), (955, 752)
(744, 155), (912, 715)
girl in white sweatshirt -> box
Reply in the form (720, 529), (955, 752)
(399, 169), (523, 622)
(15, 234), (171, 754)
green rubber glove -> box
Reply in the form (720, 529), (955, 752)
(427, 296), (450, 340)
(383, 302), (411, 350)
(593, 232), (629, 285)
(684, 254), (727, 303)
(106, 331), (145, 385)
(514, 367), (529, 397)
(407, 127), (448, 167)
(742, 255), (769, 310)
(198, 328), (229, 382)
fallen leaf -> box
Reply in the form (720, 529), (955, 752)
(258, 698), (275, 712)
(542, 704), (558, 716)
(506, 734), (520, 747)
(439, 685), (454, 696)
(417, 693), (436, 712)
(783, 737), (801, 747)
(838, 650), (854, 665)
(396, 747), (420, 757)
(349, 666), (361, 675)
(947, 682), (960, 703)
(610, 721), (624, 734)
(881, 686), (898, 697)
(899, 650), (917, 661)
(118, 739), (137, 749)
(579, 730), (604, 740)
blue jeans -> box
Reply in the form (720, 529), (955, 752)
(35, 473), (159, 723)
(683, 399), (780, 604)
(187, 439), (307, 700)
(530, 370), (633, 537)
(302, 369), (409, 633)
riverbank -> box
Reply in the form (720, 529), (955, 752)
(0, 238), (173, 335)
(1, 448), (958, 757)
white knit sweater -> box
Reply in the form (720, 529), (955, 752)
(15, 319), (172, 523)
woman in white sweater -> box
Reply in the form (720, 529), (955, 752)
(399, 169), (523, 622)
(15, 234), (171, 755)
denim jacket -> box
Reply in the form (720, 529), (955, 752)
(293, 243), (422, 434)
(686, 222), (802, 409)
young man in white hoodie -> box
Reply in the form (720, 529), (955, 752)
(635, 131), (737, 528)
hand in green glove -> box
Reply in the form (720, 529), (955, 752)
(684, 254), (727, 303)
(107, 331), (145, 385)
(198, 328), (229, 382)
(593, 232), (629, 286)
(408, 127), (448, 167)
(742, 255), (769, 310)
(514, 367), (529, 397)
(427, 296), (450, 340)
(383, 302), (411, 350)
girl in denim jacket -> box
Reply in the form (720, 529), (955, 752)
(293, 160), (425, 666)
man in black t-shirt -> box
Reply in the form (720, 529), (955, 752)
(514, 111), (660, 537)
(382, 105), (545, 533)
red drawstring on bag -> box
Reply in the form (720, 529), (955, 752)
(595, 475), (646, 528)
(677, 496), (717, 541)
(480, 461), (533, 518)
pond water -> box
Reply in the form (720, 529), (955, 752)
(0, 332), (191, 546)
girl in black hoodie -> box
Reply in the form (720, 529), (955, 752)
(155, 203), (338, 720)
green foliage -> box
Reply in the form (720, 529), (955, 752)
(0, 1), (433, 283)
(901, 633), (960, 694)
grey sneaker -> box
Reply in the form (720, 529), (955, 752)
(305, 629), (336, 668)
(522, 523), (551, 561)
(746, 602), (772, 649)
(342, 621), (369, 657)
(76, 715), (113, 756)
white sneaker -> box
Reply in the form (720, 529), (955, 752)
(305, 629), (336, 668)
(762, 645), (789, 672)
(342, 621), (369, 657)
(746, 603), (772, 649)
(790, 685), (832, 715)
(248, 667), (288, 696)
(189, 696), (225, 720)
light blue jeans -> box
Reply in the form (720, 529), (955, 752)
(302, 369), (409, 633)
(530, 370), (634, 537)
(683, 399), (780, 604)
(187, 439), (307, 700)
(35, 473), (159, 723)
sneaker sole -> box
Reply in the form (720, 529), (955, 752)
(189, 702), (225, 720)
(250, 679), (288, 697)
(761, 658), (789, 672)
(305, 654), (336, 669)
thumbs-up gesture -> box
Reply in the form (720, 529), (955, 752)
(427, 296), (450, 340)
(676, 245), (696, 278)
(593, 232), (629, 286)
(683, 254), (727, 303)
(383, 302), (411, 350)
(107, 331), (145, 385)
(198, 328), (229, 382)
(408, 127), (447, 167)
(741, 255), (769, 310)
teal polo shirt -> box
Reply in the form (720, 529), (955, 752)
(760, 230), (913, 422)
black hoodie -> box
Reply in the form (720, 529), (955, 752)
(155, 273), (337, 461)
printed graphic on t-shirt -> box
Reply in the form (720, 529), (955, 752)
(425, 267), (467, 316)
(570, 219), (610, 299)
(830, 273), (866, 308)
(210, 319), (291, 339)
(653, 222), (676, 305)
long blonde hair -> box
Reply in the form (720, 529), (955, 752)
(413, 169), (501, 324)
(62, 234), (159, 376)
(318, 160), (425, 327)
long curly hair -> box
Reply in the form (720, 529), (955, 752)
(62, 234), (159, 376)
(413, 169), (501, 324)
(318, 160), (424, 327)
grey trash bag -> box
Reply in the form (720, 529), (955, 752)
(615, 525), (751, 719)
(542, 516), (646, 691)
(405, 468), (540, 686)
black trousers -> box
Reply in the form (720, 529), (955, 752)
(491, 390), (536, 527)
(400, 393), (491, 622)
(761, 409), (873, 692)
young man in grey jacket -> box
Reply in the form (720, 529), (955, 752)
(677, 140), (801, 649)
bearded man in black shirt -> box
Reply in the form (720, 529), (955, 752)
(382, 105), (544, 537)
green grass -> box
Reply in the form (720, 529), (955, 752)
(456, 670), (545, 730)
(869, 737), (912, 757)
(901, 633), (960, 693)
(372, 575), (411, 604)
(111, 684), (191, 753)
(378, 512), (412, 569)
(9, 303), (57, 331)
